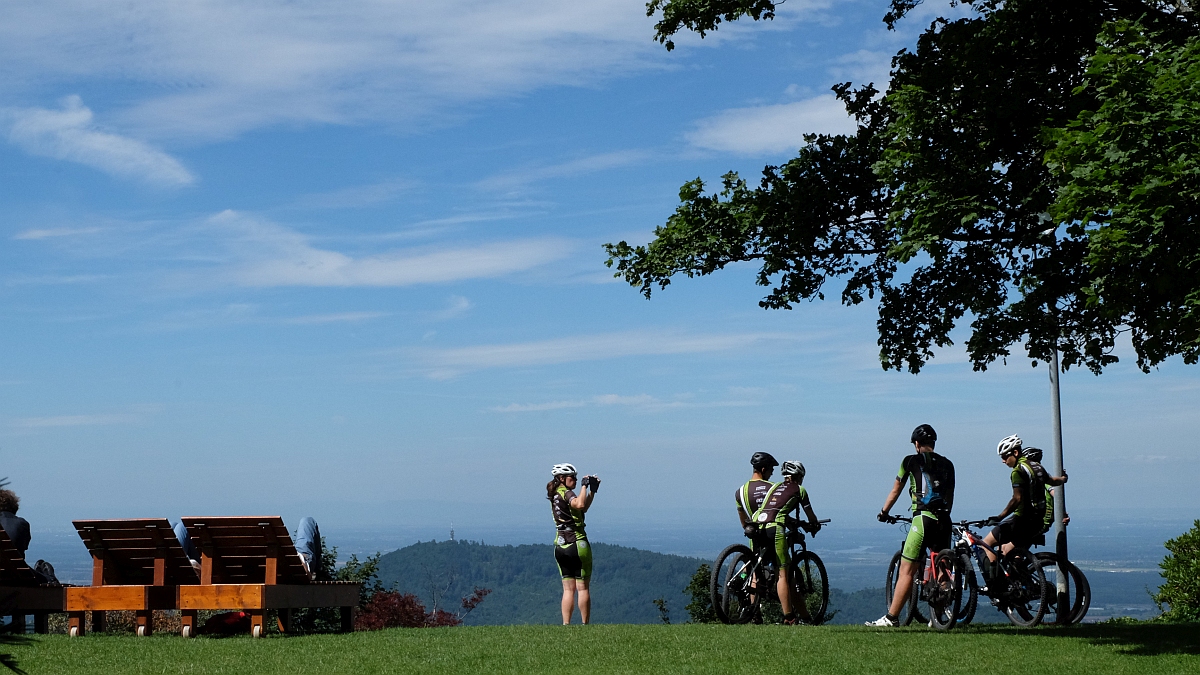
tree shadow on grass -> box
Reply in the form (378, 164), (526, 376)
(964, 622), (1199, 657)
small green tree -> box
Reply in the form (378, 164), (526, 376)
(1153, 519), (1200, 622)
(684, 563), (716, 623)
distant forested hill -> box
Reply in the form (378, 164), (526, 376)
(373, 539), (891, 625)
(374, 540), (699, 625)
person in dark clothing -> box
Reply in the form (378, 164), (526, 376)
(0, 489), (58, 584)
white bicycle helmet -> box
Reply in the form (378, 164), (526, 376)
(551, 463), (577, 477)
(997, 435), (1023, 458)
(780, 461), (805, 483)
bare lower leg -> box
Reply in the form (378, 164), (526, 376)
(561, 579), (576, 624)
(577, 580), (590, 624)
(889, 558), (917, 617)
(777, 569), (792, 617)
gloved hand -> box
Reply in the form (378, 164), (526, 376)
(811, 521), (823, 534)
(877, 511), (891, 523)
(986, 515), (1003, 527)
(590, 476), (601, 491)
(743, 523), (757, 538)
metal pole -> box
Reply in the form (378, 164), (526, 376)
(1049, 348), (1070, 623)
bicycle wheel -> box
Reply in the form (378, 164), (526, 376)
(711, 544), (757, 625)
(1035, 552), (1091, 625)
(884, 550), (919, 626)
(1002, 550), (1048, 627)
(791, 551), (829, 625)
(1066, 560), (1091, 625)
(956, 550), (979, 625)
(927, 550), (961, 632)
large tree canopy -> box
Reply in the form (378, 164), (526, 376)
(608, 0), (1200, 373)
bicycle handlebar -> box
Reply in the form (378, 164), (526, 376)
(955, 519), (992, 528)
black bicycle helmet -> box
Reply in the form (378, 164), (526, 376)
(750, 452), (779, 470)
(910, 424), (937, 447)
(1023, 447), (1043, 463)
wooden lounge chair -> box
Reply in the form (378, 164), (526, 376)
(0, 527), (65, 634)
(177, 516), (360, 637)
(66, 518), (198, 636)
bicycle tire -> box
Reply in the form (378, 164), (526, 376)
(1002, 550), (1048, 627)
(884, 550), (919, 626)
(1066, 560), (1091, 625)
(927, 549), (961, 632)
(957, 550), (979, 625)
(791, 551), (830, 625)
(711, 544), (756, 625)
(1034, 552), (1090, 625)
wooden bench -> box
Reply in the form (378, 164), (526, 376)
(66, 518), (198, 636)
(178, 516), (360, 637)
(0, 527), (65, 633)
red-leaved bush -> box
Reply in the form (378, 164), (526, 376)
(355, 587), (491, 630)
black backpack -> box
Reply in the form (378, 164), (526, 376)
(913, 454), (952, 514)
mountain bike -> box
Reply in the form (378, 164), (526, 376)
(950, 519), (1050, 627)
(711, 517), (831, 625)
(880, 515), (963, 631)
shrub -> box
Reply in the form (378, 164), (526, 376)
(684, 563), (716, 623)
(1153, 519), (1200, 621)
(355, 587), (491, 630)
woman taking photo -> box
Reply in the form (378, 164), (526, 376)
(548, 463), (599, 624)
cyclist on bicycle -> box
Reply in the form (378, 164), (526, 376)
(735, 452), (801, 624)
(1023, 446), (1070, 530)
(981, 436), (1067, 567)
(868, 424), (955, 627)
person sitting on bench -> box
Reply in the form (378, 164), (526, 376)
(172, 516), (323, 581)
(0, 489), (58, 584)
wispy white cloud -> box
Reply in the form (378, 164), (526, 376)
(417, 330), (798, 377)
(827, 49), (893, 89)
(208, 210), (571, 288)
(477, 150), (651, 192)
(0, 2), (666, 141)
(432, 296), (472, 321)
(491, 392), (762, 412)
(687, 95), (856, 155)
(294, 179), (416, 209)
(5, 96), (193, 185)
(4, 274), (110, 287)
(13, 413), (136, 428)
(283, 311), (388, 325)
(13, 226), (102, 240)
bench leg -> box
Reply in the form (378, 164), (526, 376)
(250, 611), (265, 638)
(276, 609), (291, 634)
(135, 610), (153, 637)
(181, 610), (197, 638)
(68, 612), (85, 637)
(341, 606), (354, 633)
(9, 614), (25, 634)
(92, 610), (106, 633)
(34, 613), (48, 635)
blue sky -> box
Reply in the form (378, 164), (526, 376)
(2, 0), (1197, 544)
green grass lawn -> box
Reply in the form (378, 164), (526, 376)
(5, 623), (1197, 674)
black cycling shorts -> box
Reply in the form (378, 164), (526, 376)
(991, 517), (1040, 550)
(554, 537), (592, 580)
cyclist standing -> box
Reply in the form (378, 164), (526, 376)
(773, 460), (822, 623)
(980, 436), (1067, 568)
(734, 452), (801, 624)
(868, 424), (955, 627)
(548, 463), (599, 624)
